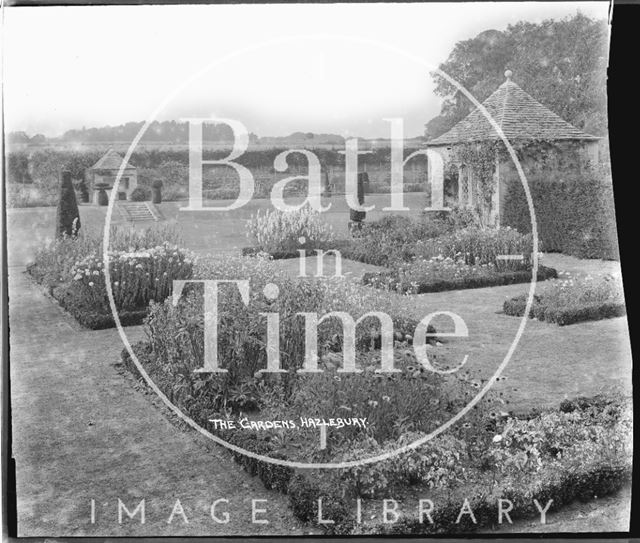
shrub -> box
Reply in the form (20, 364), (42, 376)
(55, 171), (81, 238)
(246, 206), (335, 256)
(287, 473), (352, 531)
(336, 433), (467, 498)
(503, 274), (626, 325)
(340, 215), (452, 266)
(502, 171), (619, 260)
(446, 204), (483, 230)
(130, 186), (151, 201)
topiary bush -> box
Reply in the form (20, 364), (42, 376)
(55, 170), (81, 238)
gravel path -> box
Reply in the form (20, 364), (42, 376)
(8, 269), (308, 536)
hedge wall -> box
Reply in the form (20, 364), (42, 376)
(502, 176), (619, 260)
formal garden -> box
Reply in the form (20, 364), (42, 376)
(6, 7), (631, 535)
(19, 164), (632, 533)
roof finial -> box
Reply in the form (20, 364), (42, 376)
(505, 69), (513, 81)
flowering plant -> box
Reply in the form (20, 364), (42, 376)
(70, 243), (195, 311)
(414, 226), (533, 269)
(246, 205), (335, 255)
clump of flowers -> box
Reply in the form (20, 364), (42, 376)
(415, 226), (533, 269)
(246, 205), (335, 255)
(366, 254), (499, 295)
(542, 273), (624, 307)
(335, 433), (468, 497)
(70, 243), (195, 311)
(504, 273), (626, 325)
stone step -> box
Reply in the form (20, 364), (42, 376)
(116, 201), (160, 222)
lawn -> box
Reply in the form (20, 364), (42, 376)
(7, 194), (424, 267)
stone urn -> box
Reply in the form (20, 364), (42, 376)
(94, 182), (110, 206)
(151, 179), (163, 204)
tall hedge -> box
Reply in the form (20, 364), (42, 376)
(55, 170), (81, 238)
(502, 175), (619, 260)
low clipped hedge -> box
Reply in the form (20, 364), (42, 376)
(241, 239), (353, 261)
(372, 463), (630, 535)
(52, 285), (147, 329)
(502, 175), (619, 260)
(363, 265), (558, 294)
(241, 246), (299, 260)
(503, 294), (626, 326)
(237, 435), (630, 536)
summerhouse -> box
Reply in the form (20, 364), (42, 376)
(88, 149), (138, 203)
(426, 70), (600, 226)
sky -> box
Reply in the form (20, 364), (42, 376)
(2, 2), (610, 139)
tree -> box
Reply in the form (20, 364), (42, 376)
(427, 13), (609, 139)
(55, 171), (81, 238)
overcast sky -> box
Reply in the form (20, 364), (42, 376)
(3, 2), (610, 139)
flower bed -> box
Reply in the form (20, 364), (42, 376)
(127, 255), (446, 421)
(363, 257), (557, 294)
(26, 225), (194, 329)
(272, 396), (631, 535)
(338, 215), (452, 267)
(121, 333), (632, 535)
(117, 254), (630, 534)
(413, 226), (534, 267)
(503, 274), (626, 325)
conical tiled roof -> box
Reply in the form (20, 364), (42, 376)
(89, 149), (135, 170)
(428, 71), (599, 146)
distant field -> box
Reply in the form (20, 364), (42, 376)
(10, 138), (429, 153)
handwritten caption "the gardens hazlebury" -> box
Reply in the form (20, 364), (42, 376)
(208, 417), (368, 431)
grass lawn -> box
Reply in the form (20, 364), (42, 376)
(7, 194), (424, 267)
(407, 283), (631, 412)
